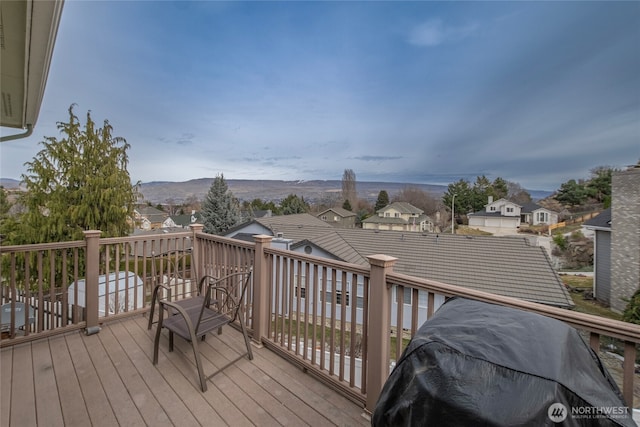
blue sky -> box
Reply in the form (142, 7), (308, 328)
(1, 1), (638, 191)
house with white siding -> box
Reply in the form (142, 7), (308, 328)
(362, 202), (434, 233)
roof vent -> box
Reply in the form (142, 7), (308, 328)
(276, 232), (284, 238)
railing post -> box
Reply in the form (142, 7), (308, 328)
(84, 230), (101, 335)
(252, 235), (272, 346)
(366, 254), (397, 413)
(190, 224), (204, 282)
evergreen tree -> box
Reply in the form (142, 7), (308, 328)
(0, 187), (19, 244)
(17, 105), (137, 243)
(471, 175), (492, 211)
(554, 179), (589, 207)
(201, 174), (242, 234)
(342, 199), (352, 211)
(280, 194), (309, 215)
(586, 166), (615, 204)
(374, 190), (389, 212)
(442, 179), (473, 215)
(491, 177), (509, 200)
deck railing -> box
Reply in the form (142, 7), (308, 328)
(2, 227), (639, 412)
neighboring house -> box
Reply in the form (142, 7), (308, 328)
(317, 207), (357, 229)
(362, 202), (434, 233)
(584, 208), (612, 305)
(468, 198), (559, 232)
(166, 211), (204, 228)
(226, 212), (572, 316)
(289, 229), (572, 328)
(582, 168), (640, 312)
(520, 202), (559, 226)
(468, 197), (522, 231)
(224, 213), (334, 249)
(610, 169), (640, 312)
(134, 206), (169, 230)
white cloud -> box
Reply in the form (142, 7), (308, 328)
(408, 19), (479, 47)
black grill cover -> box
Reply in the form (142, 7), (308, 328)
(372, 298), (635, 427)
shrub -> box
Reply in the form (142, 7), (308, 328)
(553, 234), (568, 251)
(622, 289), (640, 325)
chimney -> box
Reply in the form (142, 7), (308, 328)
(488, 196), (493, 204)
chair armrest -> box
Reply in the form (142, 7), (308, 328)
(151, 283), (172, 301)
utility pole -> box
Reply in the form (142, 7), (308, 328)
(451, 194), (456, 235)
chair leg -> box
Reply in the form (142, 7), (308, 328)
(148, 285), (161, 330)
(239, 317), (254, 360)
(153, 314), (163, 365)
(188, 329), (208, 392)
(169, 331), (174, 352)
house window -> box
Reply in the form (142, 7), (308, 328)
(395, 213), (400, 218)
(385, 212), (390, 217)
(295, 286), (306, 299)
(490, 206), (496, 211)
(392, 287), (413, 304)
(506, 207), (514, 213)
(537, 212), (548, 223)
(394, 287), (430, 308)
(325, 290), (349, 306)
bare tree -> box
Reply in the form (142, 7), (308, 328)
(507, 181), (532, 205)
(393, 186), (438, 214)
(341, 169), (357, 210)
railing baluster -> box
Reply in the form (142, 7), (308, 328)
(590, 332), (600, 352)
(395, 285), (403, 362)
(623, 341), (636, 406)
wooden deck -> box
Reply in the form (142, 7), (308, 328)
(1, 316), (369, 427)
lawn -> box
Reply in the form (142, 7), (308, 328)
(560, 274), (622, 321)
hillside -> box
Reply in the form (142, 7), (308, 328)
(138, 179), (448, 205)
(1, 177), (552, 205)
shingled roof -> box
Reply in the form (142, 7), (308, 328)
(584, 208), (611, 230)
(225, 213), (334, 243)
(292, 229), (572, 308)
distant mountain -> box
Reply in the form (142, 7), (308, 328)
(0, 178), (22, 189)
(138, 179), (448, 205)
(138, 179), (552, 205)
(0, 176), (552, 204)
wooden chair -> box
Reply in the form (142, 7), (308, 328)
(147, 248), (199, 331)
(152, 269), (254, 392)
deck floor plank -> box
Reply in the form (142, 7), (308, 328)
(48, 335), (92, 426)
(225, 329), (363, 427)
(65, 332), (120, 427)
(31, 339), (64, 427)
(250, 339), (368, 426)
(129, 315), (253, 427)
(126, 316), (244, 426)
(170, 336), (283, 427)
(109, 320), (206, 427)
(10, 344), (37, 427)
(84, 328), (146, 427)
(189, 326), (310, 427)
(1, 315), (370, 427)
(94, 323), (173, 426)
(1, 346), (13, 427)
